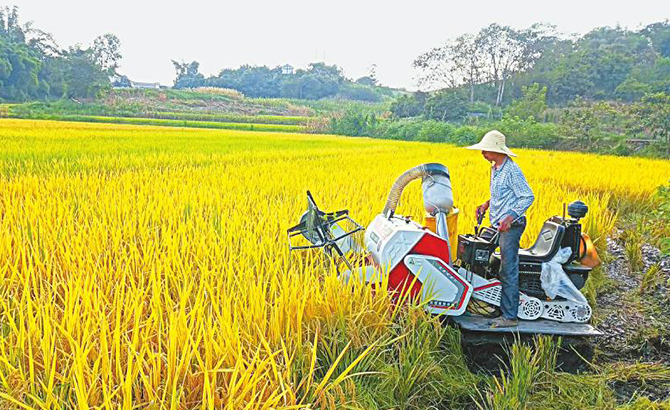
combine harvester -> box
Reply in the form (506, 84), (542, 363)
(288, 163), (601, 368)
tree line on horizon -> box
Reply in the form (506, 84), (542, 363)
(170, 60), (390, 102)
(169, 20), (670, 112)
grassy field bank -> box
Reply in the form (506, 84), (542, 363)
(10, 109), (311, 125)
(1, 119), (669, 409)
(1, 114), (306, 133)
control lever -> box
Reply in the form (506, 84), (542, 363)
(475, 207), (486, 235)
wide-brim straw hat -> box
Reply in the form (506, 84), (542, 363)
(465, 130), (517, 157)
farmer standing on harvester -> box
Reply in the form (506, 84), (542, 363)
(467, 130), (535, 328)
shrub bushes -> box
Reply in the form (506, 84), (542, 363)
(452, 125), (483, 145)
(326, 112), (559, 148)
(496, 116), (560, 149)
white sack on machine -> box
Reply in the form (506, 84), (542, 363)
(422, 173), (453, 215)
(540, 247), (588, 304)
(422, 173), (453, 244)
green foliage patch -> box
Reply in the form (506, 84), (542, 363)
(16, 114), (305, 133)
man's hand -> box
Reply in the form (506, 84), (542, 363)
(475, 200), (490, 219)
(498, 215), (514, 232)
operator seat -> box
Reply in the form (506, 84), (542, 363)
(491, 220), (565, 263)
(518, 221), (565, 262)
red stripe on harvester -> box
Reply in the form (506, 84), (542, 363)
(474, 282), (501, 291)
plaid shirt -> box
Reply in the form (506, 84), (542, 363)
(489, 157), (534, 227)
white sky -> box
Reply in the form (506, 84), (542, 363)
(9, 0), (670, 90)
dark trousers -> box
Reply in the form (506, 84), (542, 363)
(498, 218), (526, 320)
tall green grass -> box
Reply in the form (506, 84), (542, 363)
(148, 111), (310, 125)
(9, 101), (311, 125)
(10, 115), (305, 132)
(477, 336), (560, 410)
(253, 97), (391, 116)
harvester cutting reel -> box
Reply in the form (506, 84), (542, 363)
(287, 190), (365, 272)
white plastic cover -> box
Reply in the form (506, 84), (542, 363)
(422, 174), (453, 263)
(422, 174), (453, 214)
(540, 247), (588, 304)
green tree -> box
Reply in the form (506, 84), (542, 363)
(0, 6), (26, 43)
(559, 99), (601, 148)
(0, 36), (46, 101)
(547, 51), (592, 103)
(633, 92), (670, 157)
(0, 6), (116, 101)
(172, 60), (205, 89)
(518, 25), (660, 104)
(414, 32), (485, 101)
(415, 24), (553, 105)
(355, 76), (377, 87)
(337, 82), (380, 102)
(390, 92), (426, 118)
(615, 78), (651, 101)
(642, 21), (670, 58)
(279, 63), (343, 99)
(206, 62), (350, 99)
(92, 33), (122, 75)
(505, 83), (547, 121)
(210, 65), (283, 97)
(355, 64), (378, 86)
(423, 89), (469, 122)
(328, 111), (377, 136)
(559, 99), (627, 150)
(475, 23), (554, 106)
(60, 46), (111, 98)
(628, 57), (670, 95)
(296, 73), (338, 99)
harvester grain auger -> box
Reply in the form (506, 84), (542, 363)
(287, 164), (602, 369)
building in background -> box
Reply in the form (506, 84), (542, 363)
(130, 81), (162, 89)
(281, 64), (294, 75)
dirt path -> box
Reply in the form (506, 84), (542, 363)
(596, 232), (670, 361)
(594, 231), (670, 402)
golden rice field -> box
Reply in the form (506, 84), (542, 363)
(1, 119), (669, 409)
